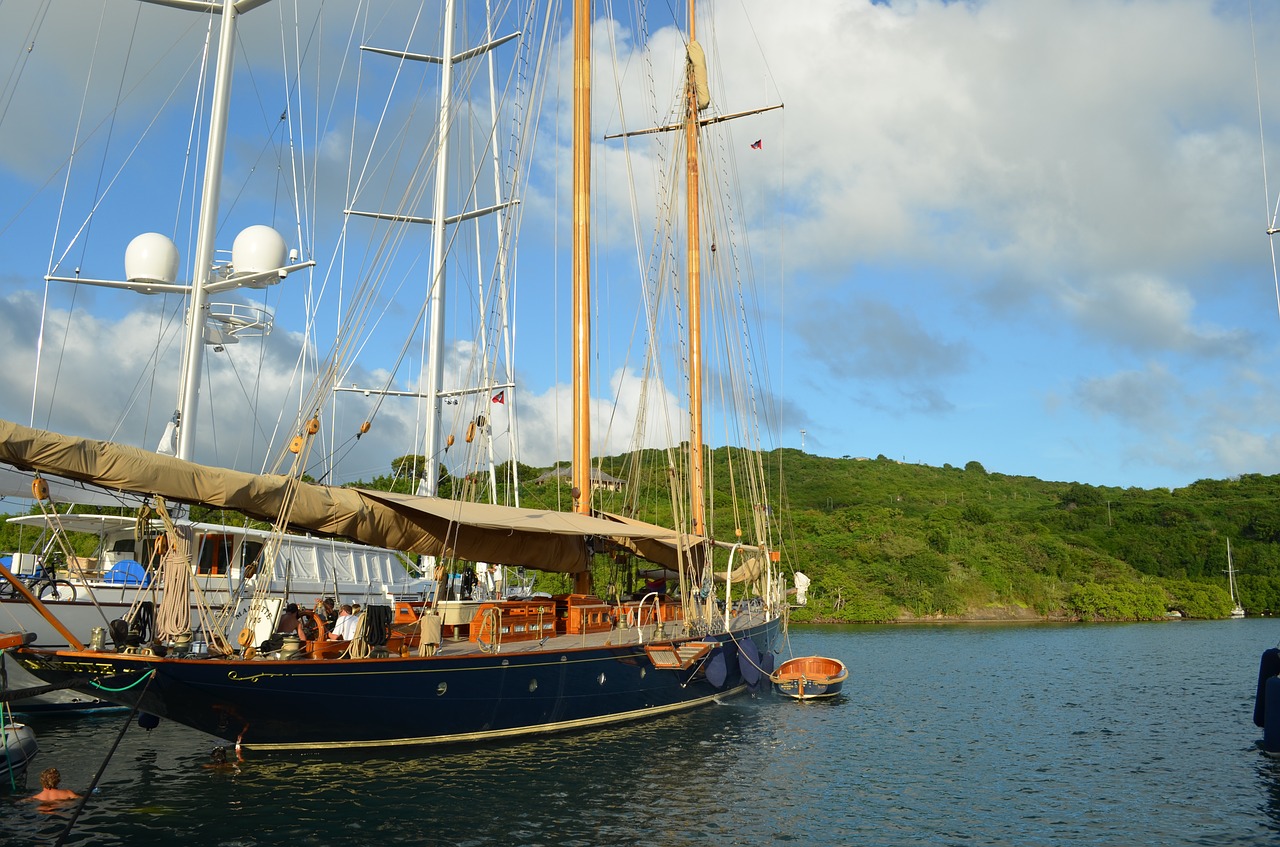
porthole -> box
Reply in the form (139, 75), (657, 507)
(529, 679), (539, 693)
(436, 682), (448, 696)
(597, 672), (607, 686)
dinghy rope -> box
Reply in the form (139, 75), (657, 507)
(90, 669), (156, 693)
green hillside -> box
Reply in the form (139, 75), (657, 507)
(4, 449), (1271, 623)
(452, 448), (1273, 622)
(764, 452), (1275, 623)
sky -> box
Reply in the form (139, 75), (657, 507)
(1, 0), (1280, 496)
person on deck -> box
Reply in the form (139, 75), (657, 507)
(31, 768), (79, 803)
(276, 603), (300, 635)
(644, 577), (667, 596)
(329, 604), (358, 641)
(317, 597), (338, 626)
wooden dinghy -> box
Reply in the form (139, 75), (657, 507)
(772, 655), (848, 701)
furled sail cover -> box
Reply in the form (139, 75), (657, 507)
(0, 419), (680, 574)
(717, 550), (764, 585)
(687, 41), (711, 111)
(353, 490), (683, 574)
(597, 510), (767, 582)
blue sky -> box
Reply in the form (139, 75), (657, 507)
(1, 0), (1280, 495)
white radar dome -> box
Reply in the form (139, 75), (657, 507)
(231, 225), (288, 286)
(124, 233), (180, 284)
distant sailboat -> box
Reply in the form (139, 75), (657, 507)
(1227, 539), (1245, 618)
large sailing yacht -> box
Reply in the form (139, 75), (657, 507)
(0, 0), (793, 749)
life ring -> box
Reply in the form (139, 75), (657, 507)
(237, 628), (252, 647)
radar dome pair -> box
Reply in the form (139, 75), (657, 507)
(124, 226), (288, 286)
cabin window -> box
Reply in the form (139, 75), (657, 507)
(196, 534), (235, 576)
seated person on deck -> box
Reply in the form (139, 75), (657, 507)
(317, 597), (338, 626)
(329, 604), (358, 641)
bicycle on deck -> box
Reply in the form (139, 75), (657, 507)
(0, 556), (77, 602)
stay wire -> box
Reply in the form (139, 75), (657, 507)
(1250, 0), (1280, 321)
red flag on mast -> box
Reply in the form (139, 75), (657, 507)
(750, 139), (763, 150)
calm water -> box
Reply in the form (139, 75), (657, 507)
(4, 620), (1280, 846)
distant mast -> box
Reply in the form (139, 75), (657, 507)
(1228, 538), (1245, 617)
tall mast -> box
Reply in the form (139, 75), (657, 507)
(420, 0), (460, 497)
(176, 0), (240, 461)
(685, 0), (706, 536)
(484, 0), (520, 507)
(572, 0), (593, 593)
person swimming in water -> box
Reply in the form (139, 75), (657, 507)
(204, 745), (244, 771)
(30, 768), (79, 803)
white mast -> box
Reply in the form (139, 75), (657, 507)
(45, 0), (309, 460)
(419, 0), (460, 498)
(1228, 538), (1245, 616)
(174, 0), (239, 461)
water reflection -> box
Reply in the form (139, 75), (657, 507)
(1254, 756), (1280, 834)
(7, 623), (1280, 845)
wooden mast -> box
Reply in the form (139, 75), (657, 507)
(572, 0), (593, 593)
(685, 0), (706, 537)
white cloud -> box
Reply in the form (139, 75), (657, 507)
(1074, 362), (1180, 428)
(5, 0), (1280, 493)
(1060, 273), (1250, 355)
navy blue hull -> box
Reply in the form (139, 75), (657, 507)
(16, 618), (781, 749)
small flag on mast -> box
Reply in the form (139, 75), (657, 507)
(491, 390), (505, 404)
(750, 139), (763, 150)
